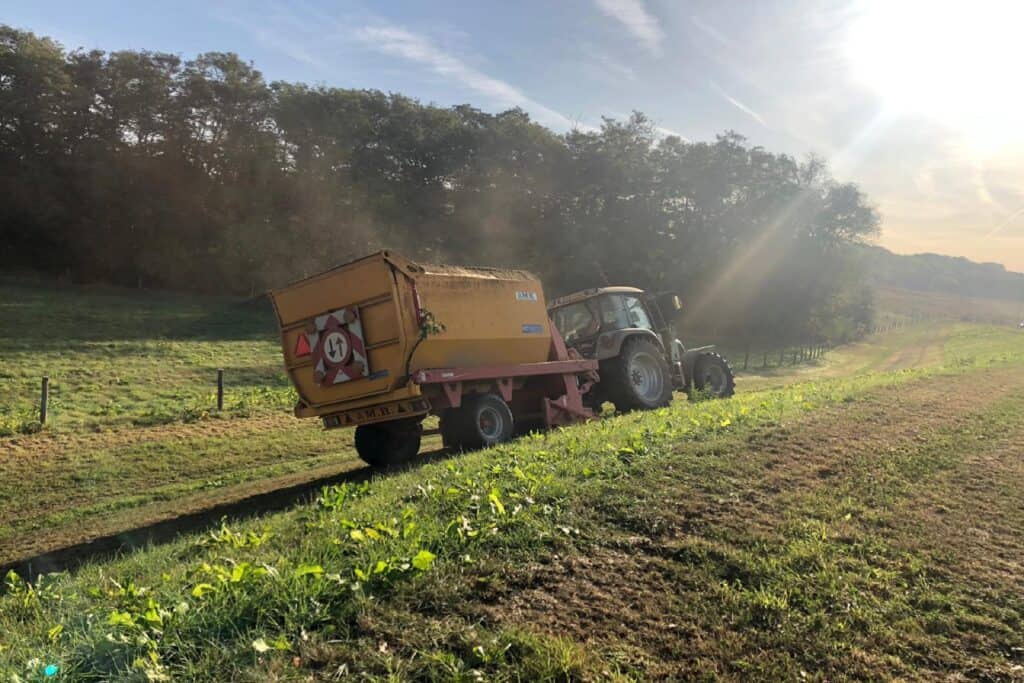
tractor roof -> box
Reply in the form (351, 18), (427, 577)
(548, 286), (645, 309)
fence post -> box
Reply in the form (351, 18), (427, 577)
(40, 376), (49, 425)
(217, 369), (224, 411)
(743, 348), (750, 371)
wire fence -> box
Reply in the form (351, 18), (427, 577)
(725, 343), (832, 373)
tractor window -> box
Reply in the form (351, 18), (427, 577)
(623, 295), (654, 331)
(552, 302), (599, 342)
(598, 294), (654, 331)
(598, 295), (629, 329)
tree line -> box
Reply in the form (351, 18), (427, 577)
(0, 25), (880, 344)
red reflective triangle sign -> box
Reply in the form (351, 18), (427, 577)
(294, 333), (311, 357)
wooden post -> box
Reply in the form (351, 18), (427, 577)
(762, 352), (768, 368)
(40, 376), (49, 425)
(217, 369), (224, 411)
(743, 348), (750, 371)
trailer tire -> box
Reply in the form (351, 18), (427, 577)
(354, 419), (422, 468)
(603, 337), (674, 412)
(442, 393), (514, 451)
(692, 352), (735, 399)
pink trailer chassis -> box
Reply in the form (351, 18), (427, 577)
(414, 327), (599, 439)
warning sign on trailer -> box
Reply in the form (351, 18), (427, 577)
(311, 305), (370, 385)
(323, 331), (350, 365)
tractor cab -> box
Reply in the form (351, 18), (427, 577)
(548, 287), (673, 356)
(548, 287), (735, 405)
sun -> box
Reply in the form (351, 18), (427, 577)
(845, 1), (1024, 153)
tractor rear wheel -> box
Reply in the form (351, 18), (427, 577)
(692, 352), (735, 398)
(441, 393), (515, 451)
(603, 337), (674, 412)
(354, 418), (422, 468)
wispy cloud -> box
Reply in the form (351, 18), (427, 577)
(656, 126), (688, 141)
(593, 0), (664, 56)
(356, 25), (588, 131)
(213, 4), (327, 70)
(986, 206), (1024, 237)
(581, 47), (637, 83)
(710, 81), (768, 128)
(690, 15), (732, 48)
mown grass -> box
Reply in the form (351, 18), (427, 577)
(591, 380), (1024, 679)
(1, 325), (1022, 681)
(0, 419), (446, 566)
(0, 281), (289, 434)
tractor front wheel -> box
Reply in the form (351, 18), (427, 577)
(692, 352), (736, 399)
(354, 419), (422, 468)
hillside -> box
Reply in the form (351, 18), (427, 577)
(860, 244), (1024, 304)
(2, 281), (1024, 680)
(875, 285), (1024, 326)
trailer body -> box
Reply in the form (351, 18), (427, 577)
(269, 251), (597, 465)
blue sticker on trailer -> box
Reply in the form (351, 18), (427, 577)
(521, 324), (544, 334)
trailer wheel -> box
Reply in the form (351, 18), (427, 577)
(692, 352), (735, 399)
(354, 419), (422, 468)
(442, 393), (514, 451)
(604, 337), (674, 412)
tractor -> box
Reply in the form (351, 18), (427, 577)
(548, 287), (735, 411)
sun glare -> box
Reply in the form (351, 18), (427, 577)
(846, 1), (1024, 153)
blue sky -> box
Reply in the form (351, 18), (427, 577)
(8, 0), (1024, 270)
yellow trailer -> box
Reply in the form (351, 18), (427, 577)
(269, 251), (598, 467)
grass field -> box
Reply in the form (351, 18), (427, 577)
(2, 281), (1024, 680)
(0, 280), (291, 434)
(0, 282), (449, 570)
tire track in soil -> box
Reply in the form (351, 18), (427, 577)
(480, 366), (1024, 680)
(878, 325), (948, 372)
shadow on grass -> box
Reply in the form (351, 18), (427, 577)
(2, 447), (457, 581)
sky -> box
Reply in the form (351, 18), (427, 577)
(8, 0), (1024, 272)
